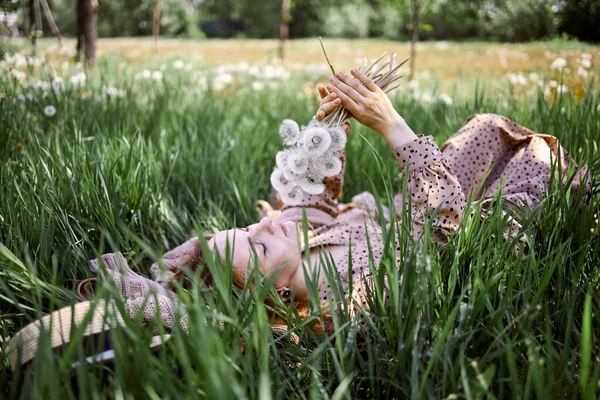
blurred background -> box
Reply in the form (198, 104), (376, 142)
(1, 0), (599, 43)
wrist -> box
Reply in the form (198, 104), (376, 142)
(381, 117), (418, 149)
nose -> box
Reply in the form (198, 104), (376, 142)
(251, 217), (275, 236)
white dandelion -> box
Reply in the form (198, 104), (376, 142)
(152, 71), (163, 81)
(276, 149), (292, 170)
(312, 155), (342, 178)
(43, 105), (56, 117)
(551, 57), (567, 70)
(280, 186), (304, 206)
(279, 119), (300, 146)
(327, 125), (347, 152)
(298, 175), (325, 195)
(286, 149), (309, 175)
(580, 58), (591, 69)
(270, 168), (293, 192)
(300, 127), (332, 157)
(70, 72), (86, 86)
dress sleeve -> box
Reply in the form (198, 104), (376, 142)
(392, 136), (466, 243)
(273, 152), (346, 228)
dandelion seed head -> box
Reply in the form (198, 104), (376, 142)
(43, 105), (56, 117)
(279, 119), (300, 146)
(312, 155), (342, 177)
(286, 149), (309, 175)
(298, 175), (325, 195)
(301, 127), (331, 157)
(276, 149), (293, 170)
(551, 57), (567, 70)
(280, 186), (304, 206)
(327, 125), (347, 152)
(580, 58), (592, 69)
(270, 168), (293, 192)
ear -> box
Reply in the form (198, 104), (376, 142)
(277, 287), (291, 303)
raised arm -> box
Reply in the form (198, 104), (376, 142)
(329, 69), (466, 242)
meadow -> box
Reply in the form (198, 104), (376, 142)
(1, 38), (599, 398)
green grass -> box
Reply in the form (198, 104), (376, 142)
(1, 42), (600, 398)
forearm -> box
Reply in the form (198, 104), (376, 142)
(380, 116), (418, 150)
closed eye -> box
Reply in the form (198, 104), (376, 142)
(256, 242), (267, 255)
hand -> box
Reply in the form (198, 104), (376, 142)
(316, 84), (351, 134)
(329, 70), (416, 146)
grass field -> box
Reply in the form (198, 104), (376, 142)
(1, 38), (600, 398)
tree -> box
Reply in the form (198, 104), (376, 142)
(279, 0), (291, 60)
(76, 0), (98, 66)
(386, 0), (439, 81)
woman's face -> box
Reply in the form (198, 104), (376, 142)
(208, 217), (302, 288)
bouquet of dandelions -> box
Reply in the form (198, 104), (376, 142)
(272, 45), (408, 205)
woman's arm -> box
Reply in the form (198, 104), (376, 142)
(329, 70), (466, 242)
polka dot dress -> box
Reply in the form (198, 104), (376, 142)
(271, 113), (590, 323)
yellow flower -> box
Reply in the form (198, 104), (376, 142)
(16, 142), (22, 149)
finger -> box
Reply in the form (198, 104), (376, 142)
(317, 84), (329, 99)
(329, 83), (361, 117)
(337, 72), (370, 97)
(330, 76), (363, 106)
(350, 69), (378, 92)
(342, 122), (351, 134)
(320, 97), (342, 116)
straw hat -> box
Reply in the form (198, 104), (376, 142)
(7, 300), (169, 370)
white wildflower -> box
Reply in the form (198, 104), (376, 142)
(580, 58), (591, 69)
(142, 69), (152, 79)
(300, 127), (332, 157)
(286, 149), (309, 175)
(556, 85), (569, 94)
(102, 87), (126, 97)
(173, 60), (185, 69)
(407, 80), (420, 91)
(152, 71), (163, 81)
(439, 93), (454, 105)
(43, 105), (56, 117)
(327, 125), (347, 152)
(70, 72), (86, 86)
(581, 53), (592, 60)
(276, 149), (292, 170)
(528, 72), (539, 82)
(14, 94), (26, 103)
(280, 186), (304, 206)
(506, 72), (528, 86)
(270, 168), (293, 192)
(578, 67), (589, 79)
(312, 155), (342, 178)
(10, 69), (25, 80)
(549, 80), (558, 88)
(551, 57), (567, 70)
(298, 175), (325, 195)
(52, 76), (64, 88)
(251, 81), (264, 91)
(279, 119), (300, 146)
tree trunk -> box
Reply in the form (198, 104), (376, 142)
(408, 0), (420, 81)
(39, 0), (62, 48)
(152, 1), (162, 55)
(76, 0), (99, 67)
(279, 0), (291, 61)
(32, 0), (42, 54)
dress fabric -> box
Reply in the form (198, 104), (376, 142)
(90, 114), (589, 333)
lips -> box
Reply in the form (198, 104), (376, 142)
(280, 224), (288, 237)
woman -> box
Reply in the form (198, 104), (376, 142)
(87, 69), (589, 336)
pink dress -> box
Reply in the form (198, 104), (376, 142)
(91, 114), (590, 333)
